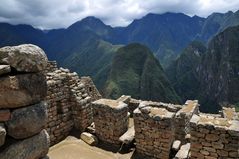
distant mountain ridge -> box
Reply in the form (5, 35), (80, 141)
(1, 10), (239, 106)
(1, 11), (239, 65)
(166, 25), (239, 112)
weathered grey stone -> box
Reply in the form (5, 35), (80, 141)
(80, 132), (98, 146)
(172, 140), (181, 151)
(0, 73), (47, 108)
(119, 126), (135, 144)
(0, 65), (10, 76)
(175, 143), (190, 159)
(0, 130), (50, 159)
(0, 123), (6, 147)
(0, 44), (48, 72)
(6, 102), (48, 139)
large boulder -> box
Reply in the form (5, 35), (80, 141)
(0, 123), (6, 147)
(0, 73), (47, 108)
(0, 44), (48, 72)
(6, 102), (48, 139)
(0, 130), (50, 159)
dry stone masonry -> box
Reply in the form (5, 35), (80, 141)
(45, 61), (100, 145)
(133, 101), (176, 159)
(175, 100), (199, 143)
(190, 114), (239, 159)
(92, 99), (129, 145)
(0, 44), (50, 159)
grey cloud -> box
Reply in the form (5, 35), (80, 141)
(0, 0), (238, 29)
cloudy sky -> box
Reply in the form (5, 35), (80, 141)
(0, 0), (239, 29)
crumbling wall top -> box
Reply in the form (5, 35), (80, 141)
(190, 114), (239, 132)
(92, 98), (127, 110)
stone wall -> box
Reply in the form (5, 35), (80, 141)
(80, 76), (102, 101)
(175, 100), (199, 143)
(190, 114), (239, 159)
(0, 44), (49, 159)
(133, 101), (176, 159)
(45, 62), (97, 145)
(92, 99), (129, 145)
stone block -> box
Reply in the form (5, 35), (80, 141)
(0, 130), (50, 159)
(80, 132), (98, 146)
(0, 73), (47, 108)
(0, 44), (48, 72)
(6, 102), (48, 139)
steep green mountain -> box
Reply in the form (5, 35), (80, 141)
(198, 26), (239, 113)
(110, 13), (205, 67)
(166, 41), (206, 102)
(104, 43), (181, 103)
(62, 39), (121, 91)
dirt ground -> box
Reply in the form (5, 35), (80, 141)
(48, 136), (135, 159)
(48, 118), (135, 159)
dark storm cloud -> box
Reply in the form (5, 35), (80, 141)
(0, 0), (238, 29)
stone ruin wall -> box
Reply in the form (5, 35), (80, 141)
(44, 61), (101, 145)
(90, 93), (239, 159)
(0, 44), (50, 159)
(133, 102), (177, 159)
(190, 113), (239, 159)
(92, 99), (129, 145)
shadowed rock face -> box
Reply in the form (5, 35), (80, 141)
(0, 73), (47, 108)
(0, 130), (50, 159)
(0, 44), (48, 72)
(198, 26), (239, 112)
(6, 102), (48, 139)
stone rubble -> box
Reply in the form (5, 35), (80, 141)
(80, 132), (98, 146)
(175, 143), (191, 159)
(172, 140), (182, 151)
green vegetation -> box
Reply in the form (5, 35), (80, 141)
(235, 102), (239, 112)
(104, 43), (181, 104)
(166, 41), (206, 102)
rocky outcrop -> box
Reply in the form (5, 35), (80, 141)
(0, 73), (47, 108)
(6, 102), (47, 139)
(0, 44), (48, 72)
(0, 44), (49, 159)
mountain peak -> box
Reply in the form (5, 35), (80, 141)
(68, 16), (110, 30)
